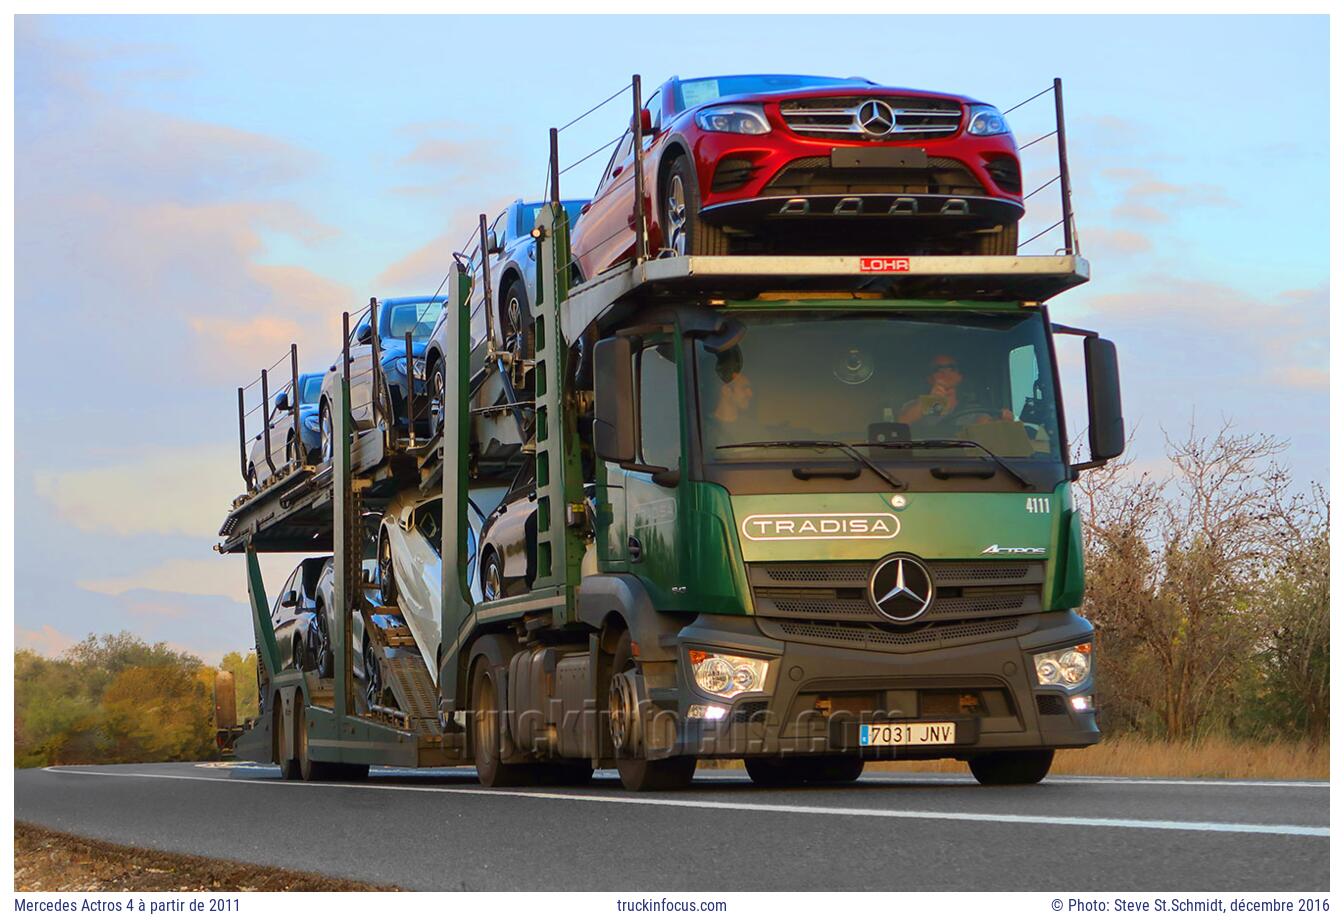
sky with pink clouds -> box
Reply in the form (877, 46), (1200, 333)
(14, 14), (1328, 662)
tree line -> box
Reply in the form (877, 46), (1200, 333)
(15, 633), (258, 767)
(1077, 424), (1328, 744)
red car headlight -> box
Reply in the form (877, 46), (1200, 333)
(695, 104), (771, 136)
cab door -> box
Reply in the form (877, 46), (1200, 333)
(623, 338), (685, 609)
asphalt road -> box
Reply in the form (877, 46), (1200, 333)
(16, 762), (1328, 891)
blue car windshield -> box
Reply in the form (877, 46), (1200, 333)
(673, 74), (867, 111)
(298, 376), (323, 406)
(383, 301), (443, 341)
(518, 200), (588, 236)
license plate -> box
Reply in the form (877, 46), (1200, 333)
(859, 721), (956, 747)
(831, 147), (929, 169)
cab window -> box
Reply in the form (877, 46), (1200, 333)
(637, 342), (679, 470)
(271, 569), (298, 622)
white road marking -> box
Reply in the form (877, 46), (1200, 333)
(198, 762), (1330, 788)
(43, 766), (1328, 838)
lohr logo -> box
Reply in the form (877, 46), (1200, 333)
(981, 544), (1047, 556)
(859, 257), (911, 273)
(741, 513), (901, 541)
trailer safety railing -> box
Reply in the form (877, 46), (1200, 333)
(1004, 77), (1079, 255)
(235, 343), (304, 492)
(543, 76), (647, 272)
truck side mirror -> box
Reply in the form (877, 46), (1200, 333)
(1083, 336), (1124, 465)
(356, 323), (374, 345)
(280, 590), (299, 609)
(593, 336), (636, 463)
(274, 390), (290, 412)
(487, 230), (502, 255)
(632, 108), (653, 134)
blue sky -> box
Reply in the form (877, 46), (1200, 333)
(14, 14), (1329, 661)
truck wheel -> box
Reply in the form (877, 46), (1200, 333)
(974, 221), (1019, 255)
(744, 757), (799, 787)
(470, 663), (531, 788)
(662, 156), (728, 258)
(275, 692), (299, 780)
(968, 749), (1054, 785)
(608, 633), (696, 792)
(295, 692), (334, 781)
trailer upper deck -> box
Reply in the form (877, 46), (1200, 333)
(560, 254), (1089, 343)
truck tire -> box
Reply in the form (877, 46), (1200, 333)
(470, 663), (532, 788)
(275, 692), (299, 781)
(378, 531), (398, 607)
(968, 749), (1054, 785)
(662, 156), (728, 259)
(608, 633), (696, 792)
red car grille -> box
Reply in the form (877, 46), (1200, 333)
(780, 96), (963, 141)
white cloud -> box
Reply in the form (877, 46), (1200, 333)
(16, 624), (80, 658)
(78, 555), (310, 607)
(33, 444), (244, 538)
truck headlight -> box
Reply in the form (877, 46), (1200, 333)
(695, 104), (771, 135)
(1033, 642), (1092, 690)
(688, 649), (769, 699)
(967, 104), (1011, 136)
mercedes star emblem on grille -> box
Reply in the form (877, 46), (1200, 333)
(868, 554), (935, 621)
(858, 99), (896, 136)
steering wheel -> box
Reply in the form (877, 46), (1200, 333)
(941, 405), (1002, 429)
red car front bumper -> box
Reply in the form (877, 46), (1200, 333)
(686, 100), (1023, 231)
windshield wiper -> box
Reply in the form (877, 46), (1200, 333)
(860, 439), (1033, 490)
(716, 440), (908, 491)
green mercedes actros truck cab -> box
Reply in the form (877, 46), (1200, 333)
(458, 244), (1125, 791)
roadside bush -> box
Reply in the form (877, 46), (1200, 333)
(14, 632), (244, 766)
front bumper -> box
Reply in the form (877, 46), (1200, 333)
(638, 610), (1098, 760)
(701, 192), (1023, 229)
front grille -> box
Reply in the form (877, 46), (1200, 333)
(749, 559), (1045, 623)
(780, 96), (963, 141)
(759, 614), (1028, 654)
(762, 156), (983, 198)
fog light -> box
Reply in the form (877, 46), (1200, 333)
(687, 704), (728, 720)
(1070, 694), (1093, 712)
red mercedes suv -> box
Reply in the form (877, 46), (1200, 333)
(570, 74), (1023, 281)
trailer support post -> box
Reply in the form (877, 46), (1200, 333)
(1054, 77), (1075, 255)
(260, 369), (275, 477)
(289, 344), (301, 467)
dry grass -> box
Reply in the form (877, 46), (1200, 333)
(864, 736), (1329, 780)
(14, 822), (396, 892)
(706, 736), (1328, 781)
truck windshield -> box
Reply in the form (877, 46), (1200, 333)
(694, 310), (1063, 465)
